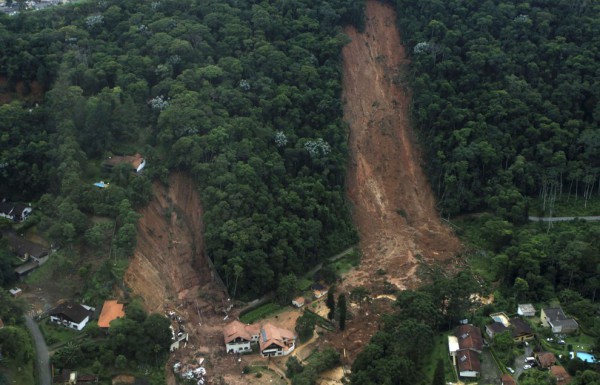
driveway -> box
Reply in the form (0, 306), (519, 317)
(512, 345), (532, 380)
(24, 316), (51, 385)
(479, 349), (502, 385)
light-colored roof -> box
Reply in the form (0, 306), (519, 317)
(259, 323), (296, 351)
(223, 320), (259, 344)
(490, 312), (511, 327)
(292, 297), (305, 305)
(448, 336), (459, 353)
(518, 303), (535, 313)
(98, 300), (125, 328)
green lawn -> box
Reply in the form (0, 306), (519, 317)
(39, 319), (81, 346)
(424, 332), (456, 383)
(240, 303), (284, 324)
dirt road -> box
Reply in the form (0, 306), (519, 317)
(25, 316), (50, 385)
(343, 0), (460, 291)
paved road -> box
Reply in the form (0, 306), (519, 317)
(529, 216), (600, 222)
(24, 316), (51, 385)
(511, 345), (532, 381)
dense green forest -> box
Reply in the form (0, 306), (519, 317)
(0, 0), (363, 298)
(388, 0), (600, 220)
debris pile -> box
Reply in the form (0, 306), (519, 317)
(173, 357), (206, 385)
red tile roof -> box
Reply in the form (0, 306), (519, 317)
(455, 324), (483, 352)
(457, 349), (481, 374)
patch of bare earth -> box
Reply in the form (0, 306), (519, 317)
(124, 172), (241, 384)
(329, 0), (462, 362)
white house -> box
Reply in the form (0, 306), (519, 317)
(457, 349), (481, 378)
(223, 320), (260, 354)
(49, 302), (95, 331)
(292, 297), (305, 307)
(541, 307), (578, 334)
(517, 304), (536, 317)
(259, 323), (296, 357)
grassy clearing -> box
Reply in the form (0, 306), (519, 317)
(297, 278), (313, 291)
(424, 332), (456, 383)
(240, 303), (284, 324)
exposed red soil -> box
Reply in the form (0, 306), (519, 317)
(331, 0), (462, 362)
(124, 172), (215, 312)
(343, 0), (460, 292)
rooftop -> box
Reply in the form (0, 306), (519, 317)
(50, 302), (93, 324)
(98, 300), (125, 328)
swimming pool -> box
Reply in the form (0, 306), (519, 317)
(570, 351), (597, 363)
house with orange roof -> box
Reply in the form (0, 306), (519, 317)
(98, 300), (125, 328)
(550, 366), (572, 385)
(223, 320), (260, 354)
(259, 323), (296, 357)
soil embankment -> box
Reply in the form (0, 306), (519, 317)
(124, 172), (215, 312)
(343, 1), (461, 292)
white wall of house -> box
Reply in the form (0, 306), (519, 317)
(226, 341), (251, 354)
(50, 315), (89, 331)
(459, 370), (479, 378)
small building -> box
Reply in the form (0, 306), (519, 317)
(510, 317), (534, 342)
(52, 369), (77, 385)
(541, 307), (579, 334)
(49, 302), (94, 331)
(517, 303), (536, 317)
(536, 351), (557, 369)
(311, 283), (328, 299)
(0, 201), (32, 222)
(455, 324), (483, 353)
(98, 300), (125, 328)
(550, 365), (572, 385)
(292, 297), (305, 308)
(5, 233), (49, 261)
(501, 374), (516, 385)
(14, 260), (40, 279)
(456, 349), (480, 378)
(103, 153), (146, 173)
(8, 287), (22, 297)
(223, 320), (260, 354)
(259, 323), (296, 357)
(448, 335), (459, 357)
(486, 315), (534, 342)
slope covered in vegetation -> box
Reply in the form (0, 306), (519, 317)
(0, 0), (363, 298)
(389, 0), (600, 219)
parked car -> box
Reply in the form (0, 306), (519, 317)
(524, 364), (532, 370)
(507, 367), (515, 374)
(557, 339), (566, 345)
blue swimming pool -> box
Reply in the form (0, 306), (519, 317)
(570, 351), (597, 363)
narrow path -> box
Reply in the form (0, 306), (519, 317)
(24, 316), (51, 385)
(529, 216), (600, 222)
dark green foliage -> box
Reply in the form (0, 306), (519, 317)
(286, 356), (304, 378)
(52, 312), (171, 370)
(432, 359), (444, 385)
(0, 326), (34, 363)
(289, 348), (340, 385)
(326, 290), (335, 320)
(0, 0), (360, 299)
(351, 271), (479, 384)
(389, 0), (600, 219)
(337, 294), (347, 330)
(295, 312), (316, 343)
(275, 274), (298, 306)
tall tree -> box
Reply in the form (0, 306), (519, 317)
(338, 294), (347, 330)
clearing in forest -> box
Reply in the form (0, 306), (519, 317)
(343, 0), (461, 291)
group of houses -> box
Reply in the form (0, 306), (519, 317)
(223, 320), (296, 358)
(48, 300), (125, 331)
(449, 303), (579, 382)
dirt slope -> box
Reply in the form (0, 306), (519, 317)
(343, 1), (461, 291)
(124, 172), (214, 312)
